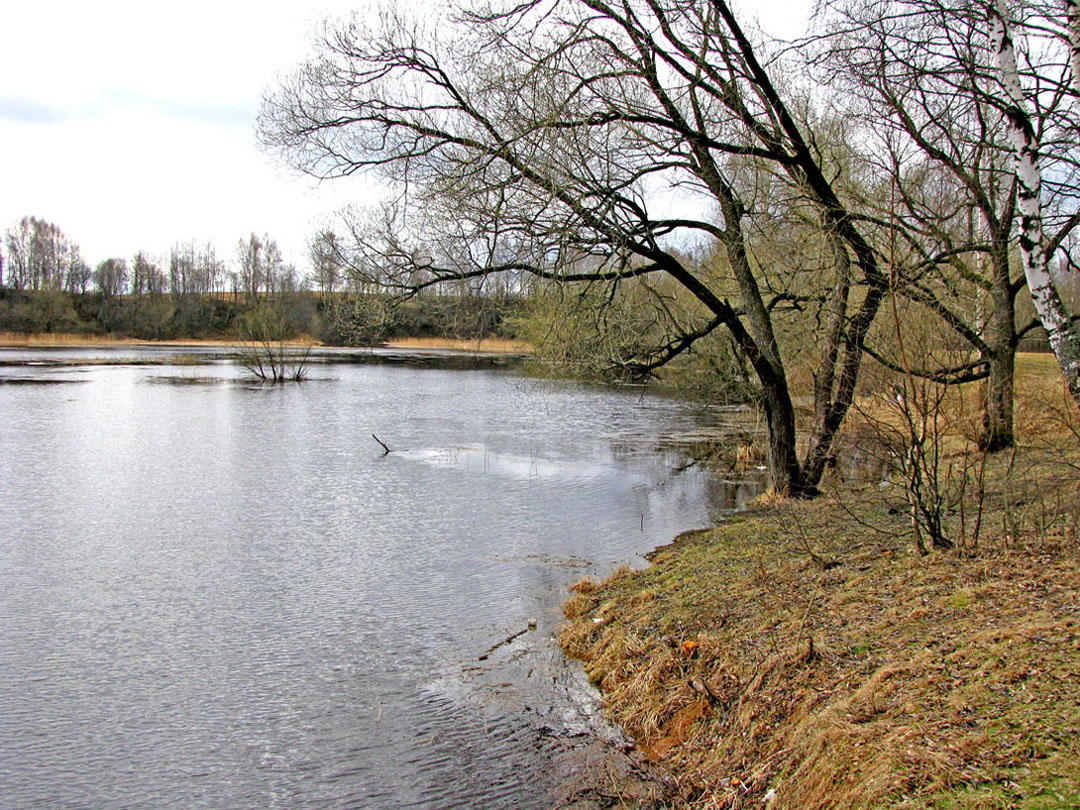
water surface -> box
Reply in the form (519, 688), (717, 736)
(0, 349), (761, 809)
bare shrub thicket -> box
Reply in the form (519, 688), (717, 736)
(237, 306), (311, 383)
(851, 286), (993, 555)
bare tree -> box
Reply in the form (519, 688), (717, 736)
(198, 243), (225, 296)
(168, 241), (223, 297)
(237, 232), (289, 297)
(169, 242), (196, 298)
(261, 0), (892, 496)
(63, 254), (91, 295)
(3, 218), (34, 290)
(309, 229), (343, 294)
(131, 251), (167, 296)
(236, 305), (311, 383)
(813, 0), (1080, 446)
(262, 239), (287, 297)
(2, 217), (88, 293)
(93, 258), (130, 297)
(237, 233), (266, 297)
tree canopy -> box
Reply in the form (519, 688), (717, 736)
(260, 0), (896, 496)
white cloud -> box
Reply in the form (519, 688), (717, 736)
(1, 0), (810, 275)
(1, 1), (362, 271)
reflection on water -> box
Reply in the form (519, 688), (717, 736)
(0, 349), (763, 810)
(145, 375), (238, 386)
(0, 378), (86, 386)
(399, 444), (623, 483)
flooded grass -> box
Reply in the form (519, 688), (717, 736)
(1, 354), (227, 369)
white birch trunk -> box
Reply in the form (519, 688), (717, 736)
(991, 0), (1080, 407)
(1068, 0), (1080, 95)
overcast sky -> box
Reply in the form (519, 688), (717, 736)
(0, 0), (809, 277)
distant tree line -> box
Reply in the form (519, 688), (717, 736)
(0, 215), (522, 343)
(0, 217), (305, 299)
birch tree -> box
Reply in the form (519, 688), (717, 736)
(991, 0), (1080, 406)
(1069, 0), (1080, 89)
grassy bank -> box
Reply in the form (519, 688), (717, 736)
(560, 358), (1080, 809)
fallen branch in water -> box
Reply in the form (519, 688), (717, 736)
(372, 434), (391, 455)
(479, 619), (537, 661)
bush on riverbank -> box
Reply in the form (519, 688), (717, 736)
(0, 288), (524, 346)
(560, 357), (1080, 810)
(508, 285), (757, 403)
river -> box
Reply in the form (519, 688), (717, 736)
(0, 347), (762, 809)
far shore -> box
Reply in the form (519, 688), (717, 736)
(0, 331), (532, 355)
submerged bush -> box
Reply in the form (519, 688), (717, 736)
(236, 305), (310, 383)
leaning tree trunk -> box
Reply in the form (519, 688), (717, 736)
(713, 301), (809, 497)
(991, 0), (1080, 409)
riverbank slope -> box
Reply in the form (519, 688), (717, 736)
(559, 357), (1080, 809)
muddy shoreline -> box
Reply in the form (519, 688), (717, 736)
(465, 590), (670, 810)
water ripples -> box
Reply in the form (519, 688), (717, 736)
(0, 355), (760, 809)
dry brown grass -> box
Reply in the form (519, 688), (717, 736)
(0, 332), (321, 349)
(382, 335), (532, 354)
(561, 356), (1080, 810)
(0, 331), (140, 346)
